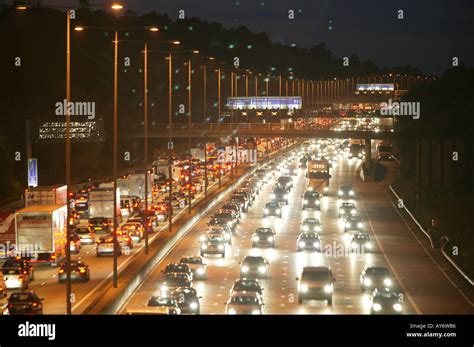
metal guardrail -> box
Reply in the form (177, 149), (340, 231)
(440, 236), (474, 286)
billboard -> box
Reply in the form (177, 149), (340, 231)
(356, 84), (395, 91)
(226, 97), (302, 110)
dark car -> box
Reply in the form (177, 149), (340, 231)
(170, 287), (201, 314)
(2, 257), (34, 282)
(230, 278), (264, 297)
(200, 235), (226, 257)
(213, 212), (238, 231)
(74, 226), (96, 245)
(344, 215), (364, 232)
(350, 233), (374, 252)
(207, 218), (234, 235)
(89, 217), (112, 233)
(338, 184), (355, 198)
(252, 228), (276, 247)
(230, 195), (249, 212)
(58, 260), (90, 283)
(263, 202), (282, 218)
(297, 232), (322, 252)
(7, 291), (43, 315)
(162, 263), (193, 282)
(147, 296), (181, 315)
(221, 202), (242, 218)
(302, 190), (321, 210)
(360, 266), (394, 291)
(160, 273), (193, 297)
(277, 176), (293, 189)
(270, 186), (289, 204)
(297, 267), (335, 305)
(240, 256), (268, 278)
(300, 218), (322, 233)
(370, 288), (403, 314)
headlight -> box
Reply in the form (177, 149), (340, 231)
(338, 190), (342, 195)
(315, 200), (320, 205)
(349, 190), (354, 195)
(363, 278), (372, 286)
(358, 153), (362, 157)
(267, 236), (274, 242)
(227, 221), (232, 226)
(339, 209), (345, 214)
(228, 308), (237, 315)
(264, 208), (269, 214)
(300, 284), (308, 292)
(357, 222), (363, 228)
(303, 200), (308, 204)
(276, 209), (281, 214)
(199, 235), (205, 241)
(258, 266), (266, 273)
(323, 284), (333, 293)
(189, 302), (198, 310)
(314, 242), (320, 248)
(299, 241), (306, 247)
(270, 194), (276, 199)
(393, 303), (402, 312)
(253, 235), (260, 241)
(345, 222), (351, 228)
(241, 266), (249, 273)
(196, 268), (205, 274)
(224, 234), (230, 240)
(201, 244), (208, 250)
(350, 209), (356, 214)
(218, 244), (224, 250)
(286, 182), (291, 186)
(252, 309), (261, 315)
(372, 303), (382, 312)
(384, 278), (392, 286)
(365, 242), (372, 249)
(302, 225), (309, 232)
(161, 285), (168, 292)
(315, 226), (321, 232)
(284, 194), (289, 199)
(324, 187), (329, 192)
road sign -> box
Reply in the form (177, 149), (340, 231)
(28, 158), (38, 188)
(167, 141), (174, 149)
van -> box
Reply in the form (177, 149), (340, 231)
(376, 143), (392, 160)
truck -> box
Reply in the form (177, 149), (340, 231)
(25, 185), (67, 207)
(190, 147), (205, 161)
(117, 173), (153, 202)
(306, 160), (331, 195)
(15, 205), (67, 266)
(376, 141), (392, 160)
(153, 159), (180, 181)
(88, 186), (121, 221)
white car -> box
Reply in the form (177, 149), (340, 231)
(179, 256), (207, 280)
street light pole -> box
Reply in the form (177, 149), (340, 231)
(187, 59), (192, 214)
(112, 29), (119, 288)
(168, 52), (173, 231)
(203, 64), (208, 199)
(143, 43), (149, 254)
(217, 68), (222, 188)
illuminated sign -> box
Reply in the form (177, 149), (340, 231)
(227, 97), (302, 110)
(356, 84), (395, 91)
(35, 120), (105, 143)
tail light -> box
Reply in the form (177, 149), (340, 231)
(51, 255), (57, 260)
(32, 302), (38, 307)
(79, 268), (86, 274)
(58, 269), (65, 274)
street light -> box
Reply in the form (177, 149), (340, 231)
(75, 24), (155, 288)
(16, 0), (123, 316)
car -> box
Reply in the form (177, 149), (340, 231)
(0, 272), (7, 298)
(160, 273), (193, 297)
(2, 257), (34, 282)
(202, 226), (232, 245)
(221, 202), (242, 218)
(300, 218), (322, 233)
(88, 217), (112, 233)
(58, 260), (90, 283)
(213, 211), (238, 231)
(96, 236), (122, 257)
(230, 195), (249, 212)
(263, 201), (282, 218)
(350, 233), (373, 252)
(239, 256), (268, 278)
(147, 296), (181, 315)
(207, 217), (233, 234)
(121, 222), (144, 243)
(162, 263), (193, 282)
(297, 232), (322, 252)
(360, 266), (394, 291)
(252, 228), (276, 247)
(225, 292), (264, 315)
(230, 278), (264, 297)
(200, 234), (226, 257)
(170, 287), (201, 314)
(338, 185), (355, 198)
(114, 230), (134, 250)
(2, 267), (29, 290)
(7, 291), (44, 315)
(296, 266), (335, 305)
(69, 232), (82, 254)
(270, 186), (289, 204)
(179, 256), (207, 280)
(74, 226), (96, 245)
(339, 202), (357, 218)
(240, 181), (258, 198)
(370, 288), (403, 314)
(277, 176), (293, 189)
(344, 215), (364, 232)
(302, 190), (321, 210)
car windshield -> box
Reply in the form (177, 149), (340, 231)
(234, 281), (260, 292)
(75, 228), (90, 234)
(10, 293), (36, 301)
(274, 187), (286, 194)
(243, 257), (264, 265)
(206, 235), (223, 242)
(354, 235), (370, 241)
(166, 265), (187, 272)
(266, 203), (278, 208)
(90, 218), (106, 223)
(302, 270), (330, 281)
(148, 297), (175, 306)
(304, 192), (319, 198)
(3, 268), (21, 274)
(164, 276), (188, 285)
(342, 203), (355, 208)
(181, 257), (202, 265)
(378, 146), (391, 152)
(301, 233), (318, 239)
(229, 296), (259, 305)
(256, 228), (272, 234)
(304, 218), (320, 224)
(341, 185), (351, 190)
(367, 268), (390, 276)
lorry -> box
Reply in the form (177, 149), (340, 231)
(88, 185), (121, 221)
(376, 141), (392, 160)
(306, 160), (331, 195)
(153, 159), (180, 181)
(190, 147), (205, 161)
(117, 173), (153, 202)
(25, 185), (67, 207)
(15, 205), (67, 266)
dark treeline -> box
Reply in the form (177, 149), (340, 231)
(0, 3), (422, 202)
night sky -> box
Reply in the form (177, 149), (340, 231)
(8, 0), (474, 74)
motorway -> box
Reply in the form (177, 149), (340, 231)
(122, 143), (473, 314)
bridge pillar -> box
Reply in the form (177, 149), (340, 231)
(365, 139), (372, 171)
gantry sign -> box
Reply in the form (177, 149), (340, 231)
(226, 97), (302, 110)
